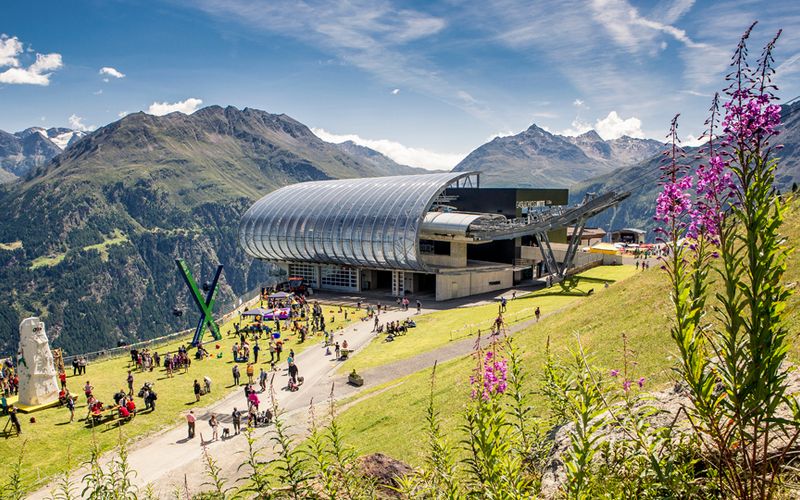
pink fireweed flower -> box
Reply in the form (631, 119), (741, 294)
(638, 377), (646, 388)
(470, 351), (509, 400)
(722, 94), (781, 146)
(655, 176), (693, 225)
(610, 369), (620, 377)
(688, 155), (734, 242)
(622, 379), (632, 392)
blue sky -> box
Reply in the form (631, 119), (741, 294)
(2, 0), (799, 169)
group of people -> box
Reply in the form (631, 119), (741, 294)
(70, 356), (88, 376)
(635, 260), (651, 270)
(129, 348), (158, 372)
(163, 349), (191, 376)
(0, 359), (19, 403)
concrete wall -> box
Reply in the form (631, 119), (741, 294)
(420, 241), (467, 268)
(519, 244), (622, 267)
(435, 268), (513, 301)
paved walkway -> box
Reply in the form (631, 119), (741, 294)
(27, 308), (415, 498)
(28, 299), (560, 498)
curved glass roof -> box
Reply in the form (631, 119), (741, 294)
(239, 172), (474, 271)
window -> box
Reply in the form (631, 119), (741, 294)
(288, 263), (318, 288)
(420, 239), (451, 256)
(320, 265), (358, 291)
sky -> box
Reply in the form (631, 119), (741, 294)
(2, 0), (799, 170)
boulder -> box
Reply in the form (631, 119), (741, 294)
(358, 453), (413, 497)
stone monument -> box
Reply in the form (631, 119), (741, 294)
(17, 317), (60, 407)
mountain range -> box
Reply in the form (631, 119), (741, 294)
(452, 125), (663, 187)
(0, 127), (86, 180)
(0, 105), (424, 353)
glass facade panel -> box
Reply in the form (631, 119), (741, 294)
(287, 263), (318, 288)
(239, 172), (472, 271)
(320, 265), (358, 291)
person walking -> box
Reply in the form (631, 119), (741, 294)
(253, 342), (260, 363)
(246, 363), (255, 384)
(209, 414), (219, 441)
(416, 300), (422, 314)
(204, 375), (212, 394)
(193, 379), (201, 402)
(232, 407), (241, 435)
(275, 340), (283, 361)
(65, 395), (75, 422)
(59, 370), (67, 390)
(288, 362), (299, 386)
(232, 365), (240, 386)
(186, 410), (196, 439)
(127, 371), (134, 395)
(84, 381), (93, 400)
(535, 306), (541, 322)
(259, 368), (267, 392)
(268, 339), (276, 363)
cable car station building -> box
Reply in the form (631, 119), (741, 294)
(239, 172), (626, 301)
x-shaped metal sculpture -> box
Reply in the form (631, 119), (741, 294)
(176, 259), (223, 346)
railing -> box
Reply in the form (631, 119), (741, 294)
(447, 304), (542, 342)
(62, 288), (263, 364)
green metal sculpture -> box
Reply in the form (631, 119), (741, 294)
(176, 259), (223, 346)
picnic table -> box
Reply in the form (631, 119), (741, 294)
(89, 405), (133, 426)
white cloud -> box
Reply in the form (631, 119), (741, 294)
(560, 118), (593, 137)
(0, 35), (23, 67)
(683, 134), (708, 147)
(118, 111), (130, 118)
(93, 89), (103, 95)
(0, 35), (63, 86)
(560, 111), (644, 140)
(573, 98), (585, 108)
(595, 111), (644, 139)
(99, 66), (125, 79)
(391, 88), (400, 95)
(486, 130), (517, 142)
(68, 114), (96, 132)
(146, 98), (203, 116)
(312, 127), (466, 170)
(188, 2), (497, 122)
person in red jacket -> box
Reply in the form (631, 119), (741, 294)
(125, 397), (136, 415)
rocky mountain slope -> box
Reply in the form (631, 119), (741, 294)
(333, 140), (432, 174)
(572, 99), (800, 239)
(0, 105), (416, 354)
(452, 125), (663, 187)
(0, 127), (86, 181)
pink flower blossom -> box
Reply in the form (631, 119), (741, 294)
(470, 351), (509, 400)
(610, 369), (620, 377)
(622, 379), (632, 392)
(655, 176), (693, 225)
(638, 377), (646, 388)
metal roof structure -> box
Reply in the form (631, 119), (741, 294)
(239, 171), (476, 271)
(420, 212), (507, 239)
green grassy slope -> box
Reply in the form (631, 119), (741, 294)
(332, 200), (800, 466)
(340, 266), (638, 374)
